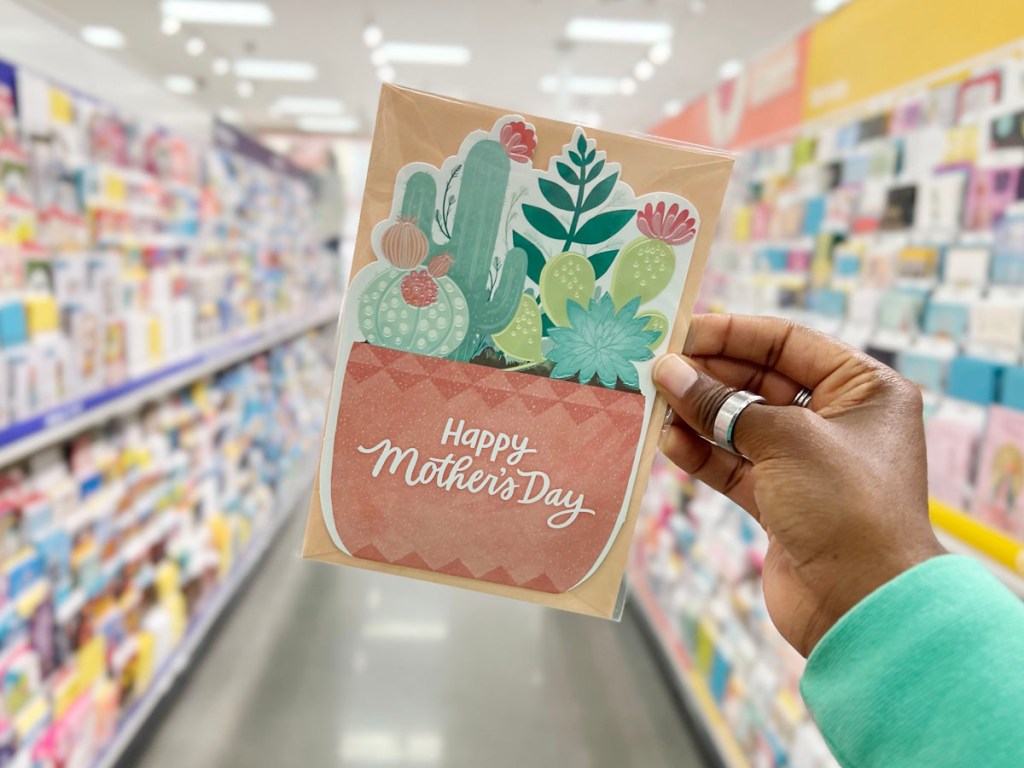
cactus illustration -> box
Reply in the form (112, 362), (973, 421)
(637, 311), (670, 350)
(400, 139), (528, 361)
(492, 293), (543, 362)
(539, 252), (596, 327)
(359, 253), (469, 357)
(609, 203), (696, 309)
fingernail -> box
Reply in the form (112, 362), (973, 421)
(653, 355), (698, 397)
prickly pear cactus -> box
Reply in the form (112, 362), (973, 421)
(492, 293), (543, 362)
(637, 311), (670, 350)
(539, 252), (597, 327)
(358, 254), (468, 357)
(609, 237), (675, 309)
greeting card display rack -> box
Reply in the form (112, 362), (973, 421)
(631, 41), (1024, 768)
(0, 54), (342, 768)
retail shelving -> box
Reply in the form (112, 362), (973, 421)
(0, 298), (341, 470)
(90, 455), (317, 768)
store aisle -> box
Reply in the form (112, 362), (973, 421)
(120, 505), (707, 768)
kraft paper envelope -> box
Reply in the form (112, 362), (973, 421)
(304, 84), (732, 619)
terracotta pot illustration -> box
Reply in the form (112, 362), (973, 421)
(328, 343), (646, 593)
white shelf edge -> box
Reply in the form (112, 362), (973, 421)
(934, 530), (1024, 599)
(0, 299), (340, 469)
(91, 456), (315, 768)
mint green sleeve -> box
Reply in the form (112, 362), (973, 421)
(801, 555), (1024, 767)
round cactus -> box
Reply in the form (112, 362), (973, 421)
(637, 310), (670, 350)
(539, 252), (596, 327)
(610, 236), (675, 309)
(358, 254), (468, 357)
(493, 293), (543, 362)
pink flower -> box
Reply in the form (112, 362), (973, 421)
(636, 202), (696, 245)
(499, 120), (536, 163)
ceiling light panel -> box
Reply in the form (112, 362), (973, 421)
(161, 1), (274, 26)
(233, 59), (318, 81)
(81, 26), (125, 49)
(165, 75), (197, 94)
(270, 97), (344, 116)
(375, 43), (470, 66)
(566, 18), (673, 44)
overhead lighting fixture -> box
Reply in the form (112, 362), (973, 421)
(566, 17), (673, 45)
(648, 42), (672, 65)
(233, 58), (318, 81)
(690, 0), (707, 13)
(164, 75), (197, 95)
(813, 0), (849, 12)
(298, 116), (361, 134)
(540, 75), (620, 96)
(161, 17), (181, 35)
(270, 97), (344, 116)
(377, 65), (396, 83)
(634, 60), (655, 81)
(375, 42), (470, 66)
(81, 25), (125, 49)
(619, 77), (637, 96)
(663, 99), (682, 116)
(718, 58), (743, 80)
(212, 57), (231, 75)
(218, 106), (241, 123)
(185, 36), (206, 56)
(370, 48), (389, 67)
(363, 23), (383, 48)
(236, 79), (255, 98)
(161, 1), (274, 26)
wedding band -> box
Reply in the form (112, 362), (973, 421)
(713, 391), (765, 456)
(792, 387), (813, 408)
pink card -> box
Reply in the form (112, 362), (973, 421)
(974, 406), (1024, 539)
(303, 86), (732, 617)
(926, 416), (981, 511)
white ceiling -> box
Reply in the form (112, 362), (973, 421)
(19, 0), (816, 137)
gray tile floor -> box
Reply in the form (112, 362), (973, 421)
(122, 509), (707, 768)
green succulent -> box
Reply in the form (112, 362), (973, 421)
(547, 292), (659, 390)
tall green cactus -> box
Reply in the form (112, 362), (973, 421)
(400, 140), (528, 361)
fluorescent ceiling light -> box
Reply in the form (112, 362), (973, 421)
(619, 77), (637, 96)
(270, 97), (344, 116)
(634, 60), (655, 81)
(363, 24), (383, 48)
(185, 36), (206, 56)
(690, 0), (707, 13)
(161, 17), (181, 35)
(540, 75), (620, 96)
(648, 42), (672, 65)
(212, 57), (231, 75)
(377, 65), (396, 83)
(813, 0), (849, 12)
(718, 58), (743, 80)
(370, 48), (388, 66)
(234, 58), (317, 81)
(217, 107), (241, 123)
(81, 26), (125, 49)
(375, 42), (470, 66)
(161, 1), (273, 26)
(298, 116), (361, 134)
(164, 75), (197, 95)
(236, 79), (254, 98)
(663, 99), (682, 116)
(566, 17), (673, 44)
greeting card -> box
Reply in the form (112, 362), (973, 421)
(925, 414), (981, 511)
(974, 406), (1024, 539)
(303, 86), (732, 617)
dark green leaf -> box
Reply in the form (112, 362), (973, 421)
(576, 133), (587, 155)
(585, 149), (596, 164)
(538, 178), (575, 211)
(568, 150), (583, 166)
(585, 160), (606, 182)
(582, 172), (619, 212)
(522, 204), (568, 240)
(556, 161), (579, 184)
(514, 231), (546, 284)
(574, 209), (636, 245)
(541, 313), (556, 336)
(589, 249), (618, 279)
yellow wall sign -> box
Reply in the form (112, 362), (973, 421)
(804, 0), (1024, 119)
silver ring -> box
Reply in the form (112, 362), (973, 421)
(713, 391), (765, 455)
(792, 387), (813, 408)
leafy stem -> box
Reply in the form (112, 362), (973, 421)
(561, 154), (588, 252)
(434, 163), (461, 240)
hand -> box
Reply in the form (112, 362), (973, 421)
(652, 315), (945, 657)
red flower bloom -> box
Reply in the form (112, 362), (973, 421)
(499, 120), (536, 163)
(636, 202), (696, 245)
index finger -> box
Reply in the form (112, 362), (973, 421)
(685, 314), (871, 391)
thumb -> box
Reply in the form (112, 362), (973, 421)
(652, 354), (808, 463)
